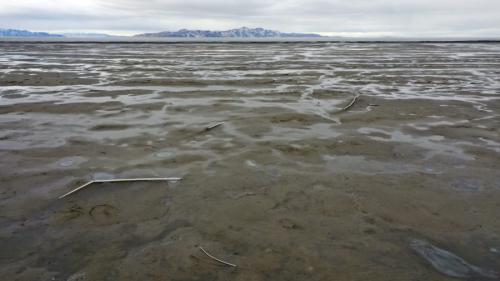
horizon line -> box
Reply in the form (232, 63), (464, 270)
(2, 27), (500, 39)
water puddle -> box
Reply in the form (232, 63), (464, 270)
(410, 239), (498, 279)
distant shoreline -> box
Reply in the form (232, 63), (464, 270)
(0, 37), (499, 44)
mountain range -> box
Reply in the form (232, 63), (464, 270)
(0, 28), (63, 37)
(0, 27), (322, 38)
(135, 27), (322, 38)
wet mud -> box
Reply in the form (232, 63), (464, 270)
(0, 42), (499, 280)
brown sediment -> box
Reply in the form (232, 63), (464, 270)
(0, 42), (499, 281)
(0, 101), (125, 114)
(89, 124), (133, 131)
(0, 71), (99, 86)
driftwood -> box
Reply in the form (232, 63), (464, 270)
(341, 94), (360, 111)
(205, 122), (225, 131)
(58, 177), (182, 199)
(199, 246), (238, 268)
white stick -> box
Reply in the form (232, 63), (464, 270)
(199, 246), (238, 268)
(58, 177), (182, 199)
(206, 122), (225, 130)
(341, 94), (360, 111)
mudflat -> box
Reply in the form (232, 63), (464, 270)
(0, 42), (499, 280)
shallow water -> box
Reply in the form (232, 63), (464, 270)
(0, 43), (499, 280)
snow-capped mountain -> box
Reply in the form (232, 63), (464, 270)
(0, 28), (63, 37)
(135, 27), (322, 38)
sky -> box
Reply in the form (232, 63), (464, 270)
(1, 0), (500, 37)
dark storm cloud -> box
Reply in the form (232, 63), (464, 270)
(1, 0), (499, 37)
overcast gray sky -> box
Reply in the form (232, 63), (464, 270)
(1, 0), (500, 37)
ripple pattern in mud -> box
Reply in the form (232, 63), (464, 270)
(0, 43), (499, 281)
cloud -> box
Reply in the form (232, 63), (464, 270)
(1, 0), (499, 37)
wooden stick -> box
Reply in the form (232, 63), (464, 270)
(341, 94), (360, 111)
(199, 246), (238, 268)
(205, 122), (225, 131)
(58, 177), (182, 199)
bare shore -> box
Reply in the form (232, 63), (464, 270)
(0, 42), (499, 280)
